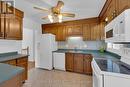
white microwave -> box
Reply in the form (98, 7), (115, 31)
(105, 9), (130, 43)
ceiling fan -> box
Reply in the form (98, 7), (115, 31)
(34, 1), (75, 23)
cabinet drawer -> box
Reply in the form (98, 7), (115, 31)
(4, 60), (17, 66)
(17, 57), (28, 64)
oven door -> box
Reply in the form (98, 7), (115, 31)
(92, 60), (103, 87)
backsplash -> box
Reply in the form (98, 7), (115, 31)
(57, 37), (105, 50)
(0, 40), (22, 53)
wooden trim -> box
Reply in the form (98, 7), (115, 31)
(99, 0), (112, 18)
(42, 17), (99, 26)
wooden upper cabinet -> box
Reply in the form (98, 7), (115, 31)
(100, 0), (130, 23)
(0, 2), (5, 39)
(42, 18), (104, 41)
(66, 25), (73, 36)
(118, 0), (130, 14)
(90, 23), (101, 41)
(57, 26), (66, 41)
(0, 14), (5, 38)
(99, 22), (105, 40)
(5, 16), (23, 40)
(83, 24), (91, 41)
(74, 54), (84, 73)
(66, 24), (82, 36)
(106, 0), (117, 23)
(0, 1), (24, 40)
(73, 24), (83, 35)
(65, 53), (74, 72)
(43, 27), (51, 33)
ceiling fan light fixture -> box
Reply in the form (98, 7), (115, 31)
(48, 15), (53, 23)
(58, 14), (62, 23)
(59, 19), (62, 23)
(58, 14), (62, 20)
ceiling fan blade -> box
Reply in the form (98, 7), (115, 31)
(56, 1), (64, 9)
(34, 7), (50, 12)
(61, 13), (75, 17)
(42, 16), (48, 20)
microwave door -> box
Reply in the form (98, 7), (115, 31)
(106, 29), (113, 38)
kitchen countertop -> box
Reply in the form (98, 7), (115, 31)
(54, 49), (121, 60)
(0, 52), (28, 62)
(0, 52), (28, 84)
(0, 63), (24, 84)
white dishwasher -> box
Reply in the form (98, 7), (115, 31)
(53, 52), (65, 71)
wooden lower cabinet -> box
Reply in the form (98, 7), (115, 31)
(83, 54), (93, 75)
(65, 53), (93, 75)
(74, 54), (84, 73)
(0, 72), (23, 87)
(1, 57), (28, 81)
(4, 59), (17, 66)
(16, 57), (28, 81)
(65, 53), (74, 72)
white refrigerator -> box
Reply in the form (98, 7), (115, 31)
(35, 34), (57, 70)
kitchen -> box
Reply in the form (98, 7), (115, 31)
(0, 0), (130, 87)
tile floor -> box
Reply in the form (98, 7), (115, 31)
(23, 68), (92, 87)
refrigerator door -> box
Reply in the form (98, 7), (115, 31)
(35, 34), (57, 70)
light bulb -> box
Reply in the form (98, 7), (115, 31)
(48, 15), (53, 23)
(59, 19), (62, 23)
(58, 14), (62, 20)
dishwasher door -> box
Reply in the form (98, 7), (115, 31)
(53, 52), (65, 70)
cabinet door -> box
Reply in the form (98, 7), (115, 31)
(74, 54), (84, 73)
(57, 26), (66, 41)
(99, 22), (105, 40)
(53, 53), (65, 70)
(51, 27), (57, 36)
(43, 27), (52, 33)
(0, 14), (5, 38)
(5, 16), (22, 40)
(118, 0), (130, 14)
(91, 23), (100, 40)
(66, 25), (73, 36)
(83, 24), (91, 41)
(73, 24), (83, 35)
(17, 57), (28, 81)
(83, 54), (93, 75)
(65, 53), (74, 71)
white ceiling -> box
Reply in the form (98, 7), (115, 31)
(15, 0), (106, 24)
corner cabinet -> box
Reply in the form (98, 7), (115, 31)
(65, 53), (93, 75)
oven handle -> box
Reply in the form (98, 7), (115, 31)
(92, 60), (101, 75)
